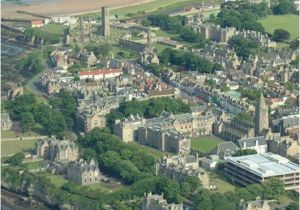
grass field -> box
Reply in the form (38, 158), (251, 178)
(24, 87), (48, 103)
(1, 140), (37, 157)
(258, 15), (299, 40)
(23, 161), (43, 170)
(209, 171), (236, 193)
(129, 143), (166, 159)
(39, 172), (68, 187)
(191, 136), (223, 153)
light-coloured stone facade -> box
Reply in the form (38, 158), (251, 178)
(268, 136), (299, 159)
(36, 137), (79, 162)
(67, 159), (100, 185)
(238, 198), (272, 210)
(114, 112), (215, 143)
(156, 154), (209, 188)
(1, 112), (13, 131)
(141, 193), (183, 210)
(138, 127), (191, 154)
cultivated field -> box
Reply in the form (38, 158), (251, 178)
(258, 14), (299, 40)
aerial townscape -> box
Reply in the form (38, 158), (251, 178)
(1, 0), (299, 209)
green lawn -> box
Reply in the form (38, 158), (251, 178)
(39, 172), (68, 188)
(1, 124), (48, 139)
(23, 160), (43, 170)
(191, 136), (223, 153)
(87, 182), (125, 193)
(24, 87), (48, 103)
(1, 140), (37, 157)
(209, 171), (236, 193)
(43, 23), (65, 35)
(258, 15), (299, 40)
(129, 143), (166, 159)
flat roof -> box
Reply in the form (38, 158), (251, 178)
(226, 152), (299, 177)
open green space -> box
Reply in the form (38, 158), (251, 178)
(39, 172), (68, 187)
(23, 160), (43, 170)
(23, 87), (48, 103)
(43, 23), (65, 35)
(129, 143), (166, 159)
(258, 15), (299, 40)
(209, 171), (236, 193)
(111, 0), (196, 16)
(1, 140), (37, 157)
(87, 182), (125, 193)
(191, 136), (223, 153)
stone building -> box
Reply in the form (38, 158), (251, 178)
(237, 136), (268, 154)
(271, 114), (299, 139)
(211, 141), (240, 160)
(7, 82), (23, 99)
(141, 192), (183, 210)
(255, 93), (269, 136)
(114, 112), (215, 143)
(194, 23), (237, 43)
(67, 159), (100, 185)
(138, 127), (191, 154)
(1, 112), (13, 131)
(76, 95), (125, 133)
(36, 137), (79, 162)
(238, 198), (272, 210)
(268, 136), (299, 159)
(215, 119), (255, 142)
(139, 31), (160, 65)
(156, 154), (210, 188)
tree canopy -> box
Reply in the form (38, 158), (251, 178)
(228, 35), (260, 60)
(106, 97), (190, 131)
(272, 29), (291, 42)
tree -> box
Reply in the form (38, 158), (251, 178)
(228, 35), (260, 60)
(272, 29), (290, 42)
(20, 112), (35, 132)
(140, 19), (150, 27)
(290, 38), (299, 50)
(272, 0), (296, 14)
(286, 202), (299, 210)
(98, 43), (112, 57)
(262, 178), (286, 200)
(6, 152), (25, 166)
(234, 149), (257, 156)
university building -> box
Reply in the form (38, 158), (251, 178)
(225, 153), (299, 190)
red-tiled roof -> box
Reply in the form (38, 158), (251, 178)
(79, 69), (122, 76)
(31, 20), (44, 25)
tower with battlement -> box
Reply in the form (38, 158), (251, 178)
(255, 93), (269, 136)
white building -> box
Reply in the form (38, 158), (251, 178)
(225, 153), (300, 190)
(237, 136), (268, 154)
(79, 69), (122, 80)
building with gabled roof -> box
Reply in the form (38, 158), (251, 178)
(67, 159), (100, 185)
(78, 68), (122, 80)
(142, 192), (183, 210)
(237, 136), (267, 154)
(211, 141), (240, 159)
(36, 137), (79, 162)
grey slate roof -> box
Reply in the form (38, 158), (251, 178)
(237, 136), (267, 148)
(211, 141), (239, 159)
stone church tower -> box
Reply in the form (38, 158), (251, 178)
(255, 93), (269, 136)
